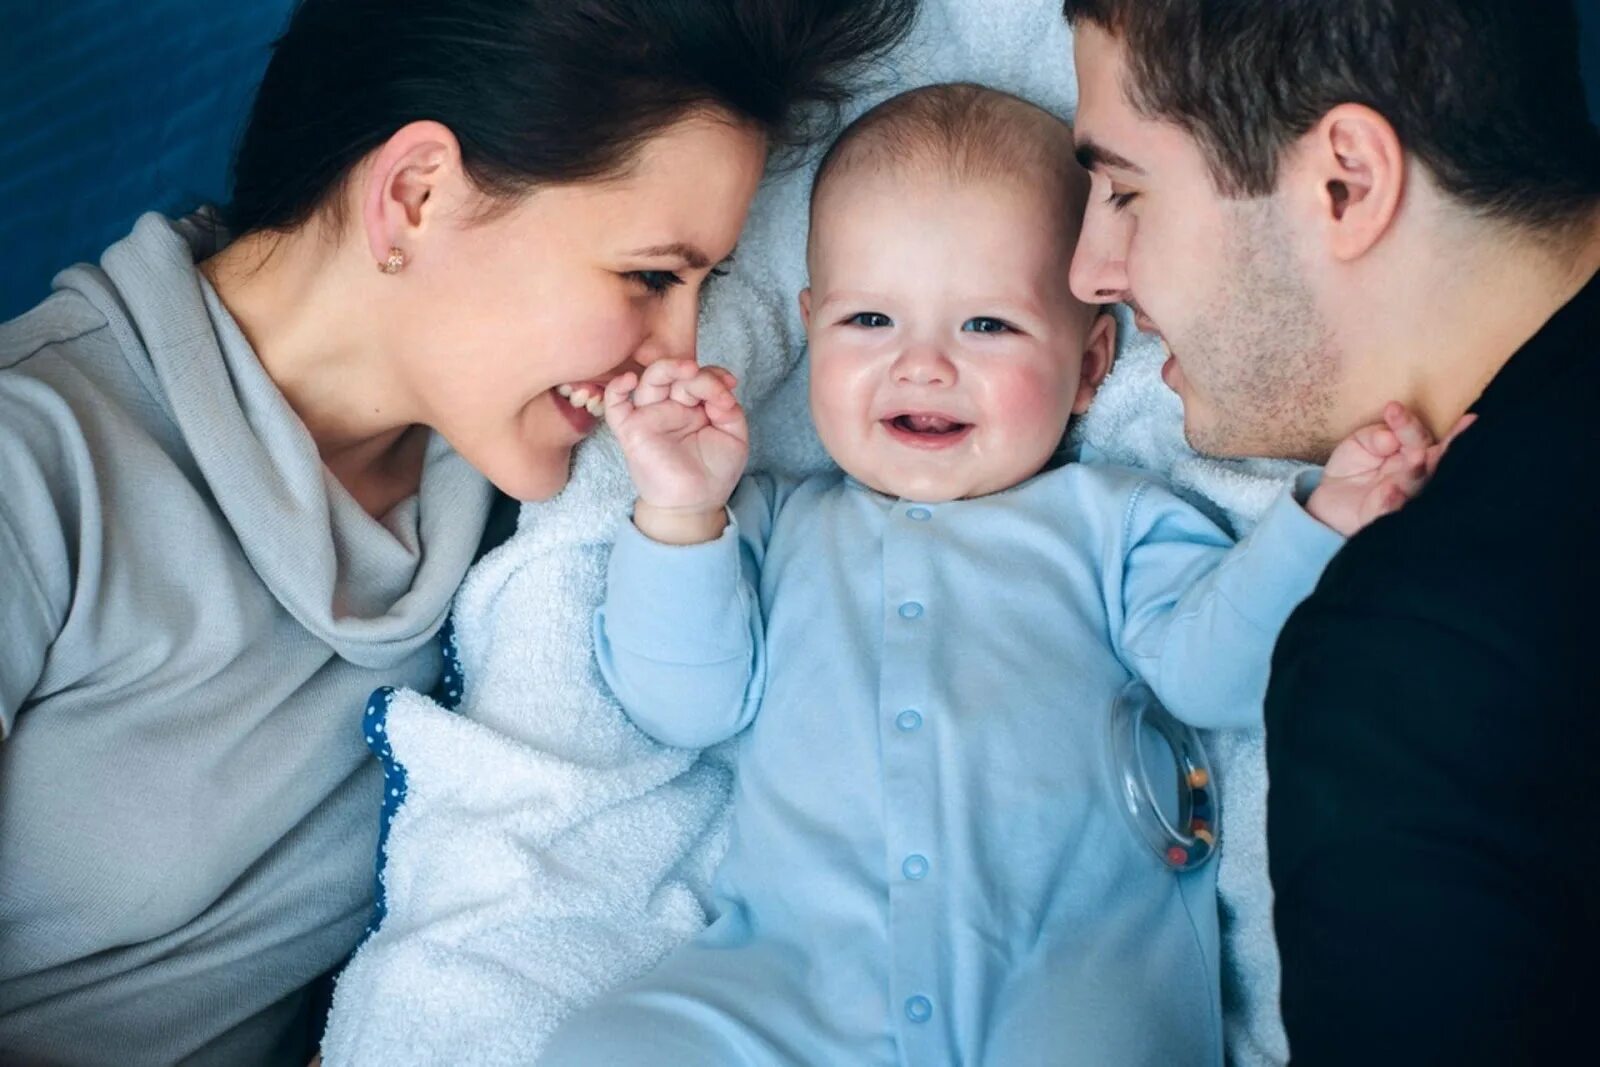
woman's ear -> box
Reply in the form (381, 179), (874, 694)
(360, 120), (464, 270)
(1072, 310), (1117, 414)
(798, 288), (812, 329)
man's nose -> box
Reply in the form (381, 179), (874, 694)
(634, 294), (699, 366)
(1069, 216), (1132, 306)
(892, 344), (956, 386)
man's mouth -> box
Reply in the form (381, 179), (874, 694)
(1130, 310), (1182, 385)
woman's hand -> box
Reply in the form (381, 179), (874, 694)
(604, 358), (748, 544)
(1306, 402), (1475, 537)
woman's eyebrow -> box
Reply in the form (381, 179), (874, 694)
(625, 242), (714, 269)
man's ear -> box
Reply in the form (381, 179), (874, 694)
(1294, 104), (1406, 262)
(1072, 310), (1117, 414)
(798, 288), (812, 329)
(360, 120), (464, 269)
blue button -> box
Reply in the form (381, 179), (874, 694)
(896, 709), (923, 732)
(907, 507), (932, 521)
(898, 602), (924, 620)
(905, 996), (933, 1023)
(902, 854), (929, 880)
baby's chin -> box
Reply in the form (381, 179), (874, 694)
(840, 460), (1035, 504)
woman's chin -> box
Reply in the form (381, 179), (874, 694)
(482, 447), (576, 503)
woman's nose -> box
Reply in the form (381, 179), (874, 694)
(634, 294), (700, 367)
(1069, 214), (1132, 306)
(892, 344), (955, 386)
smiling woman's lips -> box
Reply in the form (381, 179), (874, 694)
(553, 390), (599, 434)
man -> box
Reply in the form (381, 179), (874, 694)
(1063, 1), (1599, 1062)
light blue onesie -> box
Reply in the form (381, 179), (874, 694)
(542, 456), (1342, 1066)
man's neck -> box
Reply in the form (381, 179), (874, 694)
(1350, 213), (1600, 440)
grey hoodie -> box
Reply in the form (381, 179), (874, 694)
(0, 213), (493, 1065)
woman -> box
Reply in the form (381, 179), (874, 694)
(0, 1), (915, 1063)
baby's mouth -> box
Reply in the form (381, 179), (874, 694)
(888, 413), (969, 435)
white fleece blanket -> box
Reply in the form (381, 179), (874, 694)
(322, 3), (1307, 1063)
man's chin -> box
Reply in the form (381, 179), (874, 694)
(1179, 403), (1248, 460)
(1181, 409), (1334, 464)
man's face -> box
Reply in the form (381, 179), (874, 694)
(1068, 24), (1343, 462)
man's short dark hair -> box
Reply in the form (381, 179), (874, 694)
(1063, 0), (1600, 238)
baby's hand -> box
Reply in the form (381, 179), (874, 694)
(604, 358), (748, 538)
(1306, 402), (1474, 537)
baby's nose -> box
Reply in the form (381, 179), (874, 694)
(892, 344), (955, 386)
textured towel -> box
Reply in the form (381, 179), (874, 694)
(322, 3), (1306, 1063)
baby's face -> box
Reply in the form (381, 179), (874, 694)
(803, 170), (1105, 502)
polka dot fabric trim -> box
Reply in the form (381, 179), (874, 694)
(362, 619), (465, 940)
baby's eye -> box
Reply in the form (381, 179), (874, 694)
(962, 317), (1013, 334)
(629, 270), (685, 297)
(847, 312), (893, 328)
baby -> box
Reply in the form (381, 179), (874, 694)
(543, 84), (1443, 1066)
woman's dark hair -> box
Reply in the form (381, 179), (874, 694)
(1062, 0), (1600, 238)
(224, 0), (919, 236)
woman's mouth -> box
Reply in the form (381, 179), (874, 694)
(882, 412), (973, 450)
(557, 382), (607, 417)
(553, 382), (607, 435)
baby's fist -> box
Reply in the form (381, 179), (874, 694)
(1306, 402), (1474, 537)
(603, 358), (749, 517)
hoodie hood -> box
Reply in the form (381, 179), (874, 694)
(52, 212), (492, 668)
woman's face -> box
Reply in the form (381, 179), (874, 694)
(396, 115), (768, 501)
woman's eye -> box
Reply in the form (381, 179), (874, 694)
(630, 270), (685, 296)
(1107, 189), (1139, 211)
(847, 312), (893, 328)
(962, 317), (1012, 334)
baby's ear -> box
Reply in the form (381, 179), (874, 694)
(1072, 310), (1117, 415)
(798, 288), (812, 329)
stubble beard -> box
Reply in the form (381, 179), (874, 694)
(1181, 198), (1342, 464)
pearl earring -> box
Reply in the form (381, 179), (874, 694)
(378, 247), (407, 274)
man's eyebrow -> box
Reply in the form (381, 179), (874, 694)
(1074, 139), (1146, 176)
(625, 242), (713, 269)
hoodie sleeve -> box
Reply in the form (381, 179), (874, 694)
(0, 372), (79, 739)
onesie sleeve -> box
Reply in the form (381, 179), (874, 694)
(1117, 473), (1344, 729)
(593, 474), (789, 749)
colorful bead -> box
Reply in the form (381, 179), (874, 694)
(1188, 768), (1210, 789)
(1193, 828), (1215, 847)
(1190, 818), (1210, 834)
(1166, 846), (1189, 867)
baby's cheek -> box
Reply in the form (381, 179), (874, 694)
(993, 367), (1072, 434)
